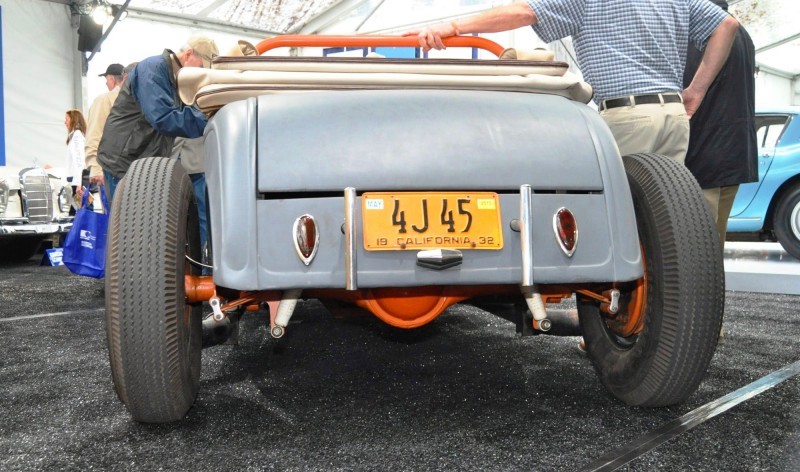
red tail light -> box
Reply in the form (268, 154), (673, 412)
(553, 207), (578, 257)
(293, 214), (319, 265)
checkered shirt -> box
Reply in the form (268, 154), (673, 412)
(528, 0), (728, 103)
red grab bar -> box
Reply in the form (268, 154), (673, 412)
(255, 35), (505, 58)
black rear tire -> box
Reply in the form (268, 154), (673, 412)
(578, 153), (725, 407)
(773, 183), (800, 259)
(105, 157), (202, 423)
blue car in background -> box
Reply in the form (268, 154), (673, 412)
(727, 107), (800, 259)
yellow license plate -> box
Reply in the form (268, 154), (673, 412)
(362, 192), (503, 251)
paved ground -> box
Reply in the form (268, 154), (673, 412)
(1, 250), (799, 471)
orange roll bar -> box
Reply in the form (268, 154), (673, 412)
(256, 34), (505, 58)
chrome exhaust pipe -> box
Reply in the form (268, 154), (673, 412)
(270, 289), (303, 339)
(541, 308), (581, 336)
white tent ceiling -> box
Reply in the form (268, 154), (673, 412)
(48, 0), (800, 79)
(729, 0), (800, 79)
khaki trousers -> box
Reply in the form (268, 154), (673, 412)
(703, 185), (739, 245)
(600, 102), (690, 164)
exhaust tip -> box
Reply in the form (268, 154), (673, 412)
(270, 325), (285, 339)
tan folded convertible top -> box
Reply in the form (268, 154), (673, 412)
(178, 50), (593, 114)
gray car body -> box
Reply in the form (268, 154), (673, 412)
(204, 89), (642, 291)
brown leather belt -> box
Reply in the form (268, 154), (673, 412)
(601, 93), (682, 110)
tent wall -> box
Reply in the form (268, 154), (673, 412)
(794, 79), (800, 106)
(1, 0), (79, 168)
(755, 71), (793, 108)
(0, 0), (263, 170)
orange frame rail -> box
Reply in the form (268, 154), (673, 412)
(256, 34), (505, 58)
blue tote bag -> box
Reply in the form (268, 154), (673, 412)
(63, 187), (109, 278)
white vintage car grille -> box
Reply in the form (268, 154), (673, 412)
(20, 168), (53, 223)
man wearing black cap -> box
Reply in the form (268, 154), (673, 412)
(683, 0), (757, 246)
(99, 63), (124, 92)
(84, 63), (126, 188)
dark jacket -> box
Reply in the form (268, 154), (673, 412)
(97, 49), (208, 179)
(682, 22), (758, 188)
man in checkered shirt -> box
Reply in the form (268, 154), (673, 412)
(406, 0), (739, 164)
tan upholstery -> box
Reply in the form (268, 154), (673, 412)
(225, 39), (258, 57)
(209, 57), (568, 76)
(498, 48), (555, 61)
(178, 56), (593, 114)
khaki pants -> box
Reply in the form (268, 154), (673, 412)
(600, 102), (690, 164)
(703, 185), (739, 245)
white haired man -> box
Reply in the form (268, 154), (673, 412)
(97, 35), (219, 200)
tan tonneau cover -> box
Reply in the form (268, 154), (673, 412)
(178, 55), (593, 114)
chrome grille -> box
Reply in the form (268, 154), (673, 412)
(20, 168), (53, 223)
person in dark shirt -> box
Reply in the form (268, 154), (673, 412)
(683, 0), (757, 245)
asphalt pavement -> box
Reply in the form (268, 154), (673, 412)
(1, 250), (799, 471)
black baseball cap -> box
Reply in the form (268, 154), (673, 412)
(99, 63), (124, 77)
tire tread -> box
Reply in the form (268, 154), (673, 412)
(580, 153), (725, 407)
(105, 157), (200, 423)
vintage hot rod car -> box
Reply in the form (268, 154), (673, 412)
(0, 165), (74, 262)
(104, 36), (724, 423)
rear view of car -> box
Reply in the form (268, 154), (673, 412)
(102, 35), (725, 423)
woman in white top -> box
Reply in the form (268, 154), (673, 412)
(64, 109), (87, 209)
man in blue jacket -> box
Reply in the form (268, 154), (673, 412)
(97, 35), (218, 200)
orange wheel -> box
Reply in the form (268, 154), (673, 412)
(605, 245), (648, 338)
